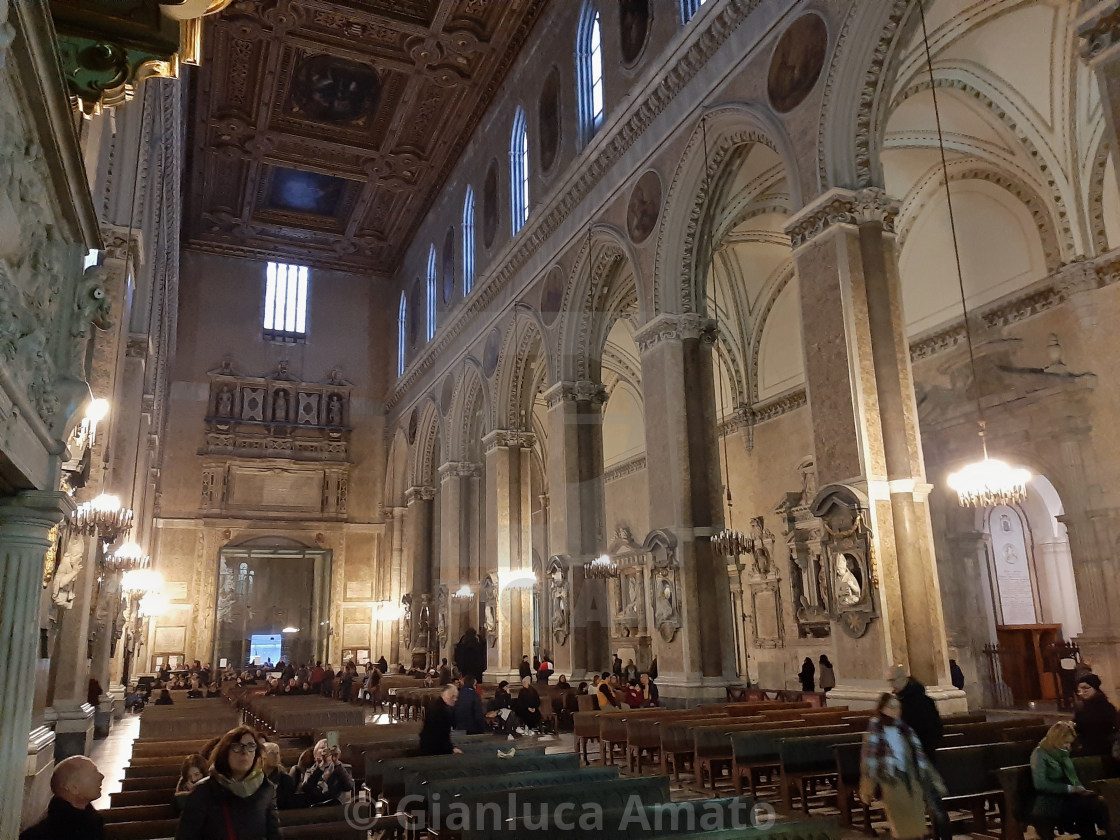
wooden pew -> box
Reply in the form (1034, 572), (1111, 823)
(730, 725), (849, 797)
(998, 756), (1106, 840)
(625, 713), (731, 774)
(778, 731), (864, 811)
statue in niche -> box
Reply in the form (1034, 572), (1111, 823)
(216, 386), (233, 418)
(798, 459), (818, 505)
(52, 535), (84, 609)
(484, 601), (497, 642)
(548, 560), (570, 646)
(400, 595), (412, 651)
(834, 553), (863, 607)
(436, 588), (449, 648)
(748, 516), (773, 576)
(622, 574), (640, 617)
(654, 578), (675, 625)
(327, 395), (343, 426)
(273, 390), (288, 421)
(416, 598), (431, 650)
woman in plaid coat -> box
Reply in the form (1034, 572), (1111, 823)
(860, 692), (946, 839)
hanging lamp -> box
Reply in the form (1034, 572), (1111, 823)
(916, 4), (1030, 507)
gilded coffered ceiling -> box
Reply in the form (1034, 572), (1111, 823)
(183, 0), (546, 275)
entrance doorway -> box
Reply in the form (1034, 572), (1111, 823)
(212, 538), (333, 669)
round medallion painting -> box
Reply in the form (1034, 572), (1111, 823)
(627, 170), (662, 244)
(483, 328), (501, 376)
(540, 265), (565, 327)
(767, 13), (828, 114)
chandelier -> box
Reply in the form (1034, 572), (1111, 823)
(103, 542), (150, 573)
(711, 528), (750, 559)
(121, 567), (162, 595)
(72, 494), (134, 543)
(583, 553), (620, 580)
(917, 5), (1030, 508)
(450, 584), (475, 601)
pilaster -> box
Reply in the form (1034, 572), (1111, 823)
(1079, 1), (1120, 199)
(635, 314), (737, 697)
(785, 187), (959, 700)
(403, 485), (435, 664)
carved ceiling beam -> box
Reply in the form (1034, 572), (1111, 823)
(49, 0), (231, 115)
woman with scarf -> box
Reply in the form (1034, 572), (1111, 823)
(860, 692), (946, 840)
(176, 725), (279, 840)
(1031, 720), (1109, 839)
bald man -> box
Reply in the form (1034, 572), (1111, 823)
(20, 755), (104, 839)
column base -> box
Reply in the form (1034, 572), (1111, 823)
(655, 674), (734, 708)
(826, 681), (968, 714)
(50, 703), (95, 760)
(483, 669), (522, 684)
(22, 726), (55, 832)
(95, 694), (115, 739)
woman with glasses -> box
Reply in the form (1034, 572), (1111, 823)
(176, 725), (279, 840)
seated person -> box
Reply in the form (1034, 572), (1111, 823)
(205, 682), (222, 698)
(639, 672), (660, 707)
(186, 676), (204, 699)
(154, 689), (174, 705)
(19, 755), (104, 840)
(1031, 721), (1110, 839)
(555, 675), (571, 691)
(513, 676), (544, 731)
(261, 742), (300, 810)
(622, 679), (644, 709)
(289, 748), (314, 788)
(596, 673), (620, 709)
(295, 739), (353, 806)
(123, 685), (145, 713)
(174, 754), (209, 813)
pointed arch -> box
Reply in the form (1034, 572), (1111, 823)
(493, 308), (551, 430)
(448, 360), (491, 462)
(654, 104), (801, 317)
(408, 398), (442, 489)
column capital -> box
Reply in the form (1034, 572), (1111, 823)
(1078, 1), (1120, 64)
(542, 380), (609, 409)
(438, 460), (480, 479)
(481, 429), (536, 453)
(785, 187), (900, 250)
(404, 485), (436, 504)
(634, 313), (718, 354)
(0, 491), (75, 545)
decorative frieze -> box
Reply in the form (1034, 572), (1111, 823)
(1078, 1), (1120, 63)
(634, 314), (718, 354)
(604, 454), (647, 484)
(785, 187), (900, 250)
(438, 461), (480, 480)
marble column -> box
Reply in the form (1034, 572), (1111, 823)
(48, 529), (100, 760)
(544, 381), (609, 680)
(482, 431), (534, 679)
(89, 569), (121, 737)
(385, 505), (405, 666)
(0, 491), (73, 840)
(635, 315), (737, 699)
(1079, 2), (1120, 199)
(403, 486), (434, 666)
(785, 187), (962, 710)
(439, 461), (479, 656)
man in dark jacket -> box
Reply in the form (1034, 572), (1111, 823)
(888, 664), (948, 840)
(452, 676), (487, 734)
(21, 756), (105, 840)
(518, 655), (532, 680)
(454, 628), (486, 682)
(420, 684), (463, 755)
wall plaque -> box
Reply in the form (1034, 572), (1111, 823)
(346, 580), (373, 601)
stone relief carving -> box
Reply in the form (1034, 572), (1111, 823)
(436, 585), (449, 648)
(745, 516), (775, 577)
(547, 555), (570, 647)
(400, 594), (412, 653)
(647, 531), (681, 643)
(775, 458), (831, 639)
(810, 484), (876, 639)
(52, 532), (84, 609)
(415, 593), (432, 651)
(481, 575), (497, 648)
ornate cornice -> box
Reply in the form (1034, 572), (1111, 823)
(100, 224), (144, 266)
(542, 380), (609, 409)
(387, 0), (766, 413)
(404, 485), (436, 504)
(1078, 1), (1120, 64)
(481, 429), (536, 454)
(785, 187), (900, 249)
(604, 454), (647, 484)
(633, 313), (717, 355)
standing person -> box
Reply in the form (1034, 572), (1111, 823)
(377, 655), (389, 673)
(1031, 721), (1110, 838)
(798, 657), (816, 692)
(818, 655), (836, 694)
(420, 684), (464, 755)
(518, 655), (533, 680)
(1073, 674), (1118, 758)
(949, 660), (965, 691)
(176, 725), (279, 840)
(19, 756), (105, 840)
(612, 654), (623, 678)
(454, 628), (486, 682)
(453, 676), (487, 734)
(537, 654), (553, 685)
(887, 664), (949, 840)
(860, 693), (947, 840)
